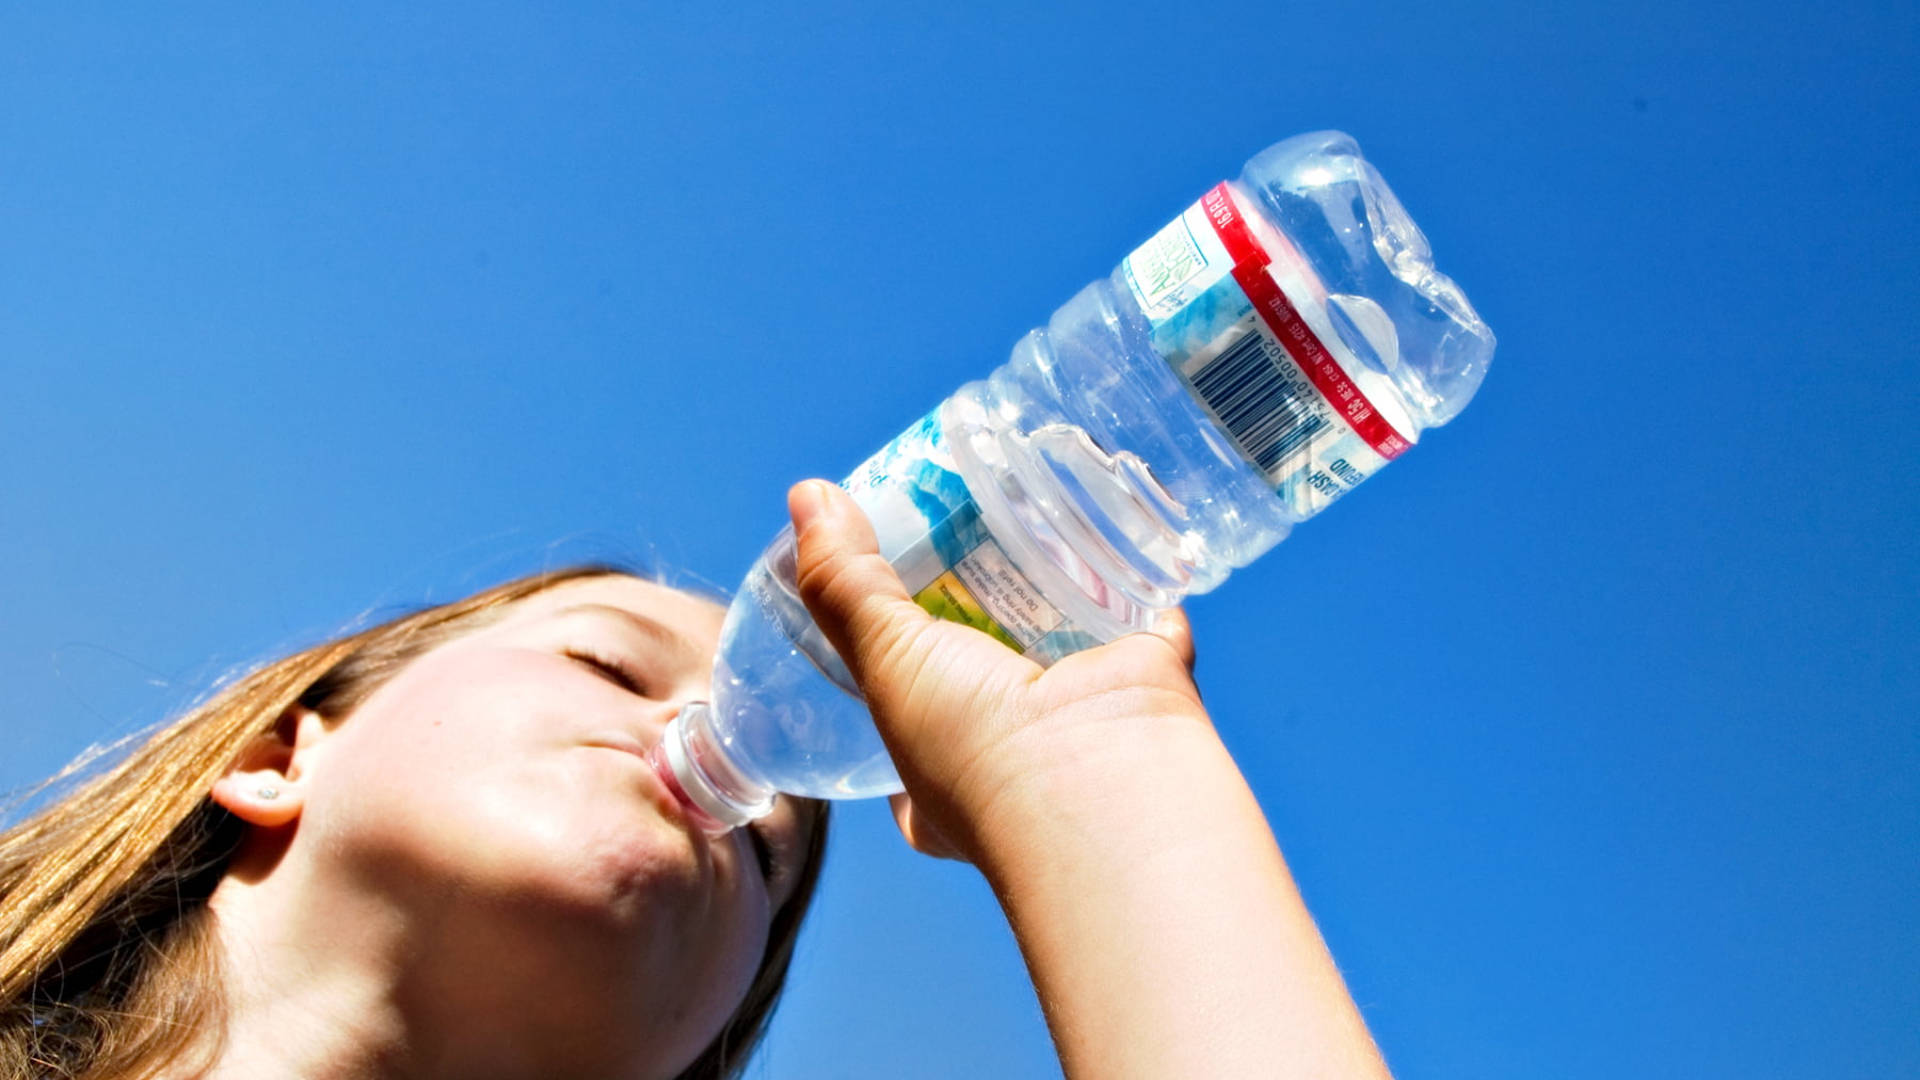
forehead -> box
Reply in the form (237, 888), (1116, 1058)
(490, 575), (728, 648)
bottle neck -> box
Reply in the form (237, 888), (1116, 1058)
(653, 702), (777, 833)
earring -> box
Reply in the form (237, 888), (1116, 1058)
(257, 786), (281, 800)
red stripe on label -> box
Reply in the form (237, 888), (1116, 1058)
(1200, 183), (1410, 461)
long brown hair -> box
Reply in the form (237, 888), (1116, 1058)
(0, 567), (829, 1080)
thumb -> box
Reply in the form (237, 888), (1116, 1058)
(787, 480), (936, 699)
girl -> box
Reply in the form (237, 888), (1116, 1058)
(0, 481), (1388, 1079)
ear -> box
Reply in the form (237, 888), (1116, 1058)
(210, 708), (330, 828)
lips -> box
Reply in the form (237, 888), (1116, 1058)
(582, 734), (707, 833)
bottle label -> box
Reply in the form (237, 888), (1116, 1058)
(1122, 183), (1411, 516)
(841, 410), (1098, 664)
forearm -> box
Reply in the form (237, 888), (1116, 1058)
(967, 719), (1391, 1080)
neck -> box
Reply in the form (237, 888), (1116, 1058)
(188, 851), (667, 1080)
(196, 861), (417, 1080)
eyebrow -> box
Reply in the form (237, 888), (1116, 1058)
(555, 603), (709, 671)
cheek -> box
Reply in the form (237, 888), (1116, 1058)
(300, 661), (699, 917)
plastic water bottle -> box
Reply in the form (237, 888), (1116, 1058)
(653, 131), (1496, 830)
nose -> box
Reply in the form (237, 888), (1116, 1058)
(633, 698), (681, 743)
(634, 678), (713, 746)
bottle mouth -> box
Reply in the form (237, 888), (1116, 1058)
(651, 703), (775, 834)
(648, 738), (734, 836)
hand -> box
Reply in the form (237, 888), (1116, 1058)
(791, 478), (1389, 1078)
(787, 479), (1204, 863)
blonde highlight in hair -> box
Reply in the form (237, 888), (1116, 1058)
(0, 566), (828, 1080)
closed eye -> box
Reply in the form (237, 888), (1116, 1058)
(564, 648), (649, 697)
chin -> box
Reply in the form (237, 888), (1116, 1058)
(529, 820), (712, 928)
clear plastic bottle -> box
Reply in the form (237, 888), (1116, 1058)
(654, 131), (1496, 830)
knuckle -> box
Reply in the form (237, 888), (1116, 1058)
(866, 616), (934, 686)
(793, 548), (854, 613)
(792, 559), (832, 613)
(795, 547), (891, 614)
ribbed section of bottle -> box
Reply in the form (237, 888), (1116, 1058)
(942, 273), (1299, 641)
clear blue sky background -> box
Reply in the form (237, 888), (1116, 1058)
(3, 4), (1915, 1077)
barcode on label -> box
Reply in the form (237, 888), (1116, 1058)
(1189, 330), (1328, 475)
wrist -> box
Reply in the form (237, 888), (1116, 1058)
(937, 707), (1235, 869)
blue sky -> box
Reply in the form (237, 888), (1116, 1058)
(3, 3), (1915, 1077)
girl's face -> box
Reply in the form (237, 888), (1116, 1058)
(282, 575), (812, 1075)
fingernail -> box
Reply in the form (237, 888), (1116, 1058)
(790, 479), (834, 529)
